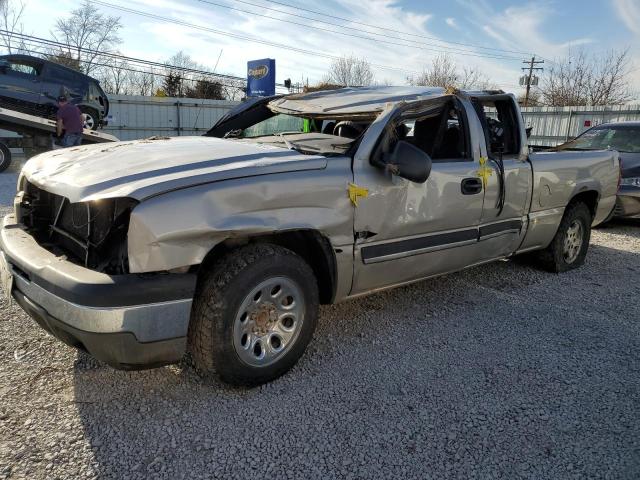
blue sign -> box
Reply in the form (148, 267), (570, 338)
(247, 58), (276, 97)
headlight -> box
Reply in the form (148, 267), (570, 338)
(620, 177), (640, 187)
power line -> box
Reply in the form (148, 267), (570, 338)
(10, 34), (523, 95)
(243, 0), (532, 56)
(193, 0), (523, 61)
(90, 0), (423, 75)
(2, 30), (250, 85)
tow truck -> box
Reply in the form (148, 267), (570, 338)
(0, 105), (117, 172)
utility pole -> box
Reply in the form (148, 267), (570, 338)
(521, 56), (544, 107)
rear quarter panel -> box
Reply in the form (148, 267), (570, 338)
(519, 149), (619, 251)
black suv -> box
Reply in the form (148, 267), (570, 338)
(0, 54), (109, 130)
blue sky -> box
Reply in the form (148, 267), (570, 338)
(12, 0), (640, 94)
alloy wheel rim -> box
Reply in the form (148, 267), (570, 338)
(232, 276), (305, 367)
(563, 220), (583, 264)
(84, 114), (95, 129)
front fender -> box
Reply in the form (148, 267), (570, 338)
(127, 162), (354, 273)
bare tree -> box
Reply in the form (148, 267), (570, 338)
(130, 69), (157, 96)
(539, 49), (632, 106)
(164, 51), (203, 97)
(0, 0), (27, 54)
(408, 54), (494, 89)
(45, 51), (82, 70)
(221, 77), (246, 101)
(99, 57), (133, 95)
(458, 66), (494, 90)
(408, 54), (457, 88)
(517, 90), (541, 107)
(323, 55), (375, 87)
(51, 1), (122, 75)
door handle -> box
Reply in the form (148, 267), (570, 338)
(461, 178), (483, 195)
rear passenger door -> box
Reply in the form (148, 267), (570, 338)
(350, 96), (489, 294)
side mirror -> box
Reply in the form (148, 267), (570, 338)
(526, 126), (533, 139)
(386, 140), (432, 183)
(0, 60), (9, 73)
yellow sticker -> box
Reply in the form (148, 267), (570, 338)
(348, 183), (369, 206)
(476, 156), (493, 189)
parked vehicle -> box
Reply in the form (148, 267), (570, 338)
(0, 87), (619, 386)
(0, 54), (109, 130)
(552, 122), (640, 219)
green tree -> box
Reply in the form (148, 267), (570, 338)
(185, 79), (224, 99)
(162, 71), (183, 98)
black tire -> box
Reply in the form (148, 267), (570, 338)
(536, 202), (592, 273)
(79, 107), (99, 131)
(188, 243), (319, 386)
(0, 142), (11, 173)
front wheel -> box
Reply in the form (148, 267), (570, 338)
(188, 243), (319, 386)
(536, 202), (592, 272)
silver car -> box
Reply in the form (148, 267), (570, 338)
(0, 87), (619, 385)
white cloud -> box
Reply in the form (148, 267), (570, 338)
(445, 17), (459, 29)
(458, 1), (593, 60)
(612, 0), (640, 35)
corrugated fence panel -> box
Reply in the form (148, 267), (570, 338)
(103, 95), (239, 141)
(522, 105), (640, 147)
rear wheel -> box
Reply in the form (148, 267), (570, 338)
(79, 107), (99, 131)
(536, 202), (592, 272)
(0, 142), (12, 173)
(188, 243), (319, 386)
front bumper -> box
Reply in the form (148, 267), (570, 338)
(615, 186), (640, 218)
(0, 214), (197, 370)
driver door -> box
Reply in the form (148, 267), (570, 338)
(350, 97), (489, 294)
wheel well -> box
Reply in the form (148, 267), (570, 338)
(569, 190), (599, 218)
(198, 230), (337, 304)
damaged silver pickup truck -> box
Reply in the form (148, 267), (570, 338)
(0, 87), (619, 385)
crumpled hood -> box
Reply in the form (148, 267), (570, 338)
(22, 136), (327, 202)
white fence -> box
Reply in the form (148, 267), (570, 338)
(521, 105), (640, 146)
(103, 95), (239, 141)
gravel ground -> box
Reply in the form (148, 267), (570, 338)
(0, 169), (639, 479)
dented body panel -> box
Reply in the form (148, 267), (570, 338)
(127, 158), (354, 276)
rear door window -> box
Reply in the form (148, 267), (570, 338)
(472, 98), (521, 158)
(8, 60), (41, 77)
